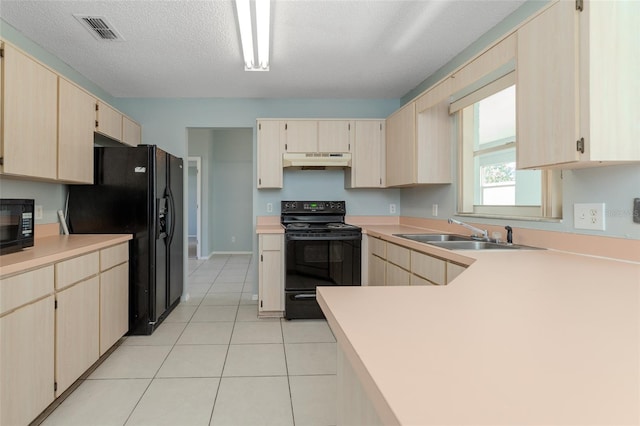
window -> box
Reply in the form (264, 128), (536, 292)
(453, 72), (560, 218)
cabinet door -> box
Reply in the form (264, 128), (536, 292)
(283, 120), (317, 152)
(257, 120), (283, 188)
(100, 263), (129, 355)
(351, 121), (385, 188)
(55, 277), (99, 396)
(259, 235), (284, 313)
(368, 255), (386, 286)
(415, 79), (452, 184)
(122, 116), (141, 147)
(386, 243), (410, 271)
(96, 101), (123, 141)
(318, 120), (352, 153)
(517, 1), (579, 168)
(385, 262), (410, 286)
(2, 44), (58, 180)
(385, 103), (415, 186)
(411, 251), (445, 286)
(0, 296), (55, 426)
(58, 78), (95, 183)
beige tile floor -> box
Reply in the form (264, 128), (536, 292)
(41, 254), (337, 426)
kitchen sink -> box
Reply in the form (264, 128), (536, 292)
(427, 241), (542, 250)
(393, 234), (473, 243)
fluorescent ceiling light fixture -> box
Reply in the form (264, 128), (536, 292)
(235, 0), (270, 71)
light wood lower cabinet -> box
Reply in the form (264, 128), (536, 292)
(258, 234), (284, 316)
(55, 276), (100, 396)
(386, 262), (410, 286)
(100, 262), (129, 355)
(0, 242), (129, 424)
(367, 236), (467, 287)
(411, 251), (446, 285)
(0, 295), (55, 426)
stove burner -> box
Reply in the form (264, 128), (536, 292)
(287, 223), (310, 229)
(327, 223), (352, 229)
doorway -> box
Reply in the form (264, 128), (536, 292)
(187, 157), (202, 259)
(187, 128), (253, 257)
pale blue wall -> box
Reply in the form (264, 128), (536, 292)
(397, 1), (640, 240)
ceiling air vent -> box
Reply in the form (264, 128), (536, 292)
(74, 15), (125, 41)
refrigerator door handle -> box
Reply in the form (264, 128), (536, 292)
(167, 188), (176, 245)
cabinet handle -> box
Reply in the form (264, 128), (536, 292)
(260, 254), (263, 262)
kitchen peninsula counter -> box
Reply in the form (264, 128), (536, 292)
(318, 225), (640, 425)
(0, 234), (132, 277)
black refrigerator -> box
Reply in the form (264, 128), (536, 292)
(68, 145), (184, 335)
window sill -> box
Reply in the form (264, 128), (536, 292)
(455, 213), (563, 223)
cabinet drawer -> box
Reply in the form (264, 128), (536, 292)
(260, 234), (282, 251)
(100, 243), (129, 271)
(55, 252), (99, 290)
(411, 251), (446, 286)
(386, 243), (410, 270)
(446, 262), (467, 284)
(410, 274), (435, 286)
(0, 266), (54, 315)
(369, 237), (386, 258)
(386, 262), (410, 286)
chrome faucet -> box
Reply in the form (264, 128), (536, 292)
(448, 218), (489, 240)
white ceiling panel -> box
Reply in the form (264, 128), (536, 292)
(0, 0), (528, 98)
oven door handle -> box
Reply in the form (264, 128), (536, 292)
(292, 294), (317, 300)
(285, 234), (362, 241)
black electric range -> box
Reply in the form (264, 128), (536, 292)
(281, 201), (362, 319)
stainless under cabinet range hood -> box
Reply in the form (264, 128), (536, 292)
(282, 152), (351, 168)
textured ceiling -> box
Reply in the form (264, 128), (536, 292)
(0, 0), (527, 99)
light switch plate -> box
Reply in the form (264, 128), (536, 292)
(574, 203), (605, 230)
(34, 205), (43, 220)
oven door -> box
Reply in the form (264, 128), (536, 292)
(285, 234), (361, 291)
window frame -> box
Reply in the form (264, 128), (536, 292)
(452, 72), (561, 220)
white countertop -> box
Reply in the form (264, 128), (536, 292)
(318, 226), (640, 425)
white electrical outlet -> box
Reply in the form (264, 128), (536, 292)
(266, 203), (273, 213)
(389, 203), (396, 214)
(574, 203), (606, 230)
(231, 236), (236, 243)
(35, 205), (43, 220)
(432, 204), (438, 217)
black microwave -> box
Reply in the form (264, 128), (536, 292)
(0, 199), (35, 255)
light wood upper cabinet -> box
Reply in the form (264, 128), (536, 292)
(258, 234), (284, 315)
(58, 78), (95, 183)
(415, 78), (453, 184)
(283, 120), (317, 152)
(122, 115), (141, 147)
(257, 120), (283, 188)
(96, 100), (123, 141)
(1, 43), (58, 180)
(517, 0), (640, 168)
(346, 120), (385, 188)
(281, 119), (356, 153)
(318, 120), (353, 153)
(386, 102), (416, 187)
